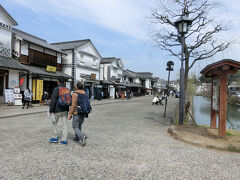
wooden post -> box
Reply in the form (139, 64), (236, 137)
(218, 73), (227, 137)
(210, 80), (217, 128)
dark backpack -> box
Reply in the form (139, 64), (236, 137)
(57, 87), (71, 110)
(76, 93), (92, 118)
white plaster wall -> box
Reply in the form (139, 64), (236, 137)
(77, 43), (101, 70)
(29, 75), (32, 91)
(111, 67), (118, 78)
(0, 29), (11, 50)
(62, 66), (72, 77)
(12, 38), (20, 56)
(80, 43), (100, 58)
(135, 78), (140, 84)
(76, 68), (99, 82)
(30, 44), (44, 52)
(57, 53), (61, 64)
(62, 50), (72, 64)
(45, 48), (56, 56)
(145, 79), (151, 89)
(99, 65), (104, 80)
(21, 41), (29, 55)
(8, 70), (19, 88)
(0, 13), (9, 25)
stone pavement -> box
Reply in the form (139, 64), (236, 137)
(0, 96), (239, 179)
(0, 96), (152, 119)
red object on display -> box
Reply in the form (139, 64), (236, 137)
(20, 78), (24, 86)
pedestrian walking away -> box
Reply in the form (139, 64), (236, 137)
(68, 82), (91, 146)
(22, 87), (32, 109)
(49, 77), (71, 145)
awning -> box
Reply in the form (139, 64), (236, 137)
(126, 83), (144, 88)
(0, 56), (29, 71)
(110, 81), (126, 88)
(24, 65), (72, 79)
(100, 80), (113, 85)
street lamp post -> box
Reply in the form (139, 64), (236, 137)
(174, 16), (192, 125)
(164, 61), (174, 118)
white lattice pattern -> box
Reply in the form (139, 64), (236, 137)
(0, 47), (11, 57)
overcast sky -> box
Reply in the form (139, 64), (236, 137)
(2, 0), (240, 80)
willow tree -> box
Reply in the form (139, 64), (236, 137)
(150, 0), (231, 92)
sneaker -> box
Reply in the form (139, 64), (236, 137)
(80, 136), (86, 146)
(49, 137), (58, 143)
(60, 140), (68, 145)
(73, 138), (79, 142)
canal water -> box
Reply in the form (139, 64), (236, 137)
(193, 96), (240, 130)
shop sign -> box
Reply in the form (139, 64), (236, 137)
(46, 65), (57, 73)
(4, 89), (14, 103)
(90, 73), (96, 80)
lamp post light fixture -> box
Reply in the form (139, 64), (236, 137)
(164, 61), (174, 118)
(174, 15), (192, 125)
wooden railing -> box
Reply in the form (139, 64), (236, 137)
(19, 54), (29, 64)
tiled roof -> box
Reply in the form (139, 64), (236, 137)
(24, 65), (72, 79)
(135, 72), (153, 79)
(122, 70), (136, 78)
(0, 56), (29, 71)
(101, 57), (115, 64)
(51, 39), (90, 50)
(12, 28), (65, 54)
(0, 5), (18, 26)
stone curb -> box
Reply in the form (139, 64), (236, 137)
(0, 96), (152, 119)
(167, 126), (240, 153)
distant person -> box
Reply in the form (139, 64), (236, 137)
(49, 77), (71, 145)
(68, 82), (91, 146)
(22, 87), (32, 109)
(42, 91), (50, 105)
(152, 96), (160, 105)
(85, 88), (90, 98)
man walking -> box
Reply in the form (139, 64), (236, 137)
(49, 77), (71, 145)
(68, 82), (90, 146)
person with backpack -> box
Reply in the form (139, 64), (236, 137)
(68, 82), (91, 146)
(49, 77), (71, 145)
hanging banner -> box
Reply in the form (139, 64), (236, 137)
(36, 79), (43, 101)
(20, 78), (24, 86)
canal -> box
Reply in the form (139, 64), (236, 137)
(193, 96), (240, 130)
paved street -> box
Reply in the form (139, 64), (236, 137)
(0, 97), (240, 179)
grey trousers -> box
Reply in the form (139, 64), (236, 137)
(72, 114), (85, 140)
(52, 111), (68, 141)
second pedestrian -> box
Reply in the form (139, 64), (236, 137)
(68, 82), (91, 146)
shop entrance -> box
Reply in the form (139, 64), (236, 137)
(43, 81), (58, 98)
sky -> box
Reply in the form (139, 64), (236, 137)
(1, 0), (240, 80)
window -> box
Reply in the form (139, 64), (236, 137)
(80, 54), (85, 63)
(93, 58), (97, 67)
(29, 49), (57, 67)
(129, 78), (133, 83)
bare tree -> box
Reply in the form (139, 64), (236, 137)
(150, 0), (231, 92)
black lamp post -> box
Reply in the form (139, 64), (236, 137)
(164, 61), (174, 118)
(174, 15), (192, 125)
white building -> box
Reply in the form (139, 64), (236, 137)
(100, 57), (124, 99)
(0, 5), (71, 103)
(0, 5), (29, 103)
(52, 39), (102, 99)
